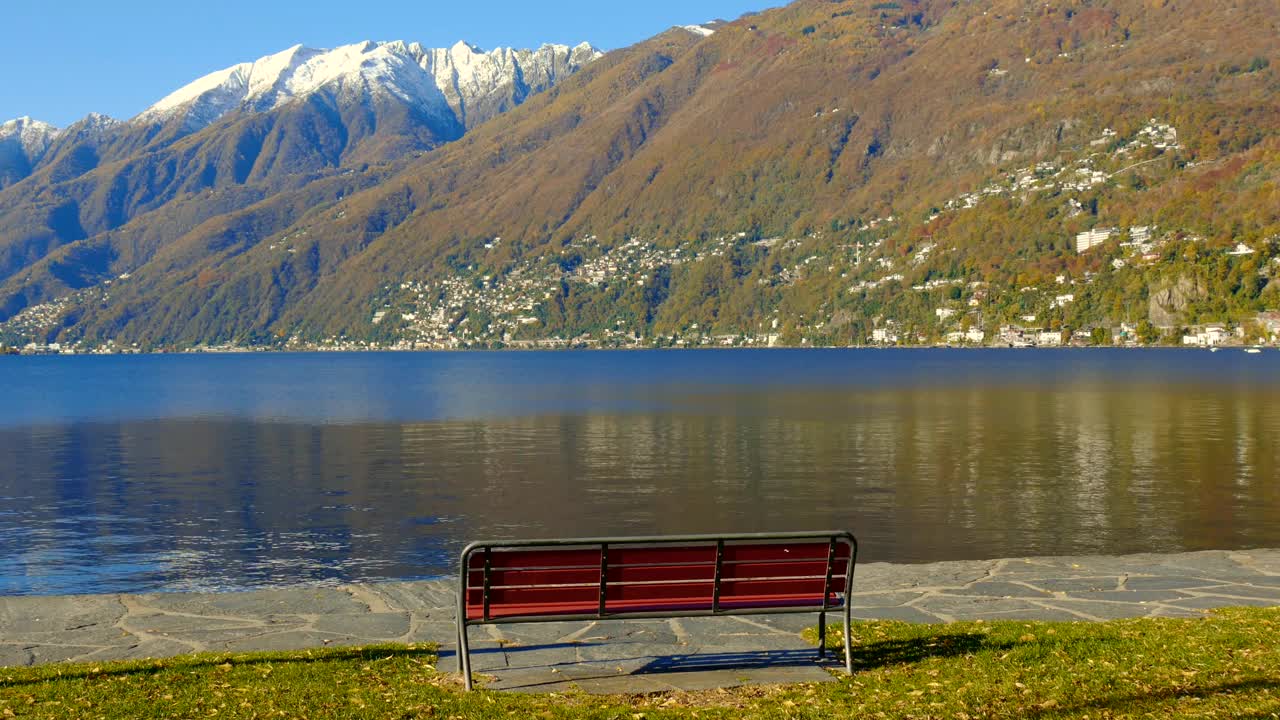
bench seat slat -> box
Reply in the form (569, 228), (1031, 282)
(469, 574), (846, 594)
(470, 570), (848, 590)
(467, 592), (844, 621)
(470, 547), (718, 572)
(608, 546), (716, 566)
(721, 542), (849, 563)
(467, 543), (851, 570)
(472, 563), (847, 588)
(608, 564), (713, 583)
(718, 578), (829, 599)
(720, 559), (833, 580)
(470, 566), (603, 587)
(469, 548), (600, 570)
(467, 579), (842, 617)
(468, 585), (598, 612)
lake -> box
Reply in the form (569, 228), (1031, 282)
(2, 349), (1279, 596)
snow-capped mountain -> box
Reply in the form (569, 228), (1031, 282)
(0, 33), (603, 296)
(139, 40), (603, 133)
(0, 117), (61, 160)
(0, 117), (63, 187)
(48, 113), (121, 145)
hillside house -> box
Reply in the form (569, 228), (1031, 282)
(1114, 323), (1138, 346)
(1182, 324), (1230, 347)
(1071, 330), (1095, 346)
(945, 328), (987, 345)
(871, 328), (900, 345)
(998, 325), (1034, 347)
(1036, 331), (1064, 347)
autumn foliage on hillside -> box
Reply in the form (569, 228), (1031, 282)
(1, 0), (1278, 348)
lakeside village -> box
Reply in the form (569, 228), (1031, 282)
(5, 119), (1279, 356)
(11, 224), (1276, 355)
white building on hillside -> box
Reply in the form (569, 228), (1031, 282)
(1076, 228), (1116, 253)
(871, 328), (899, 345)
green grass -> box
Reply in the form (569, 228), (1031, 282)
(2, 609), (1279, 719)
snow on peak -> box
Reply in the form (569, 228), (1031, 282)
(0, 116), (62, 158)
(680, 24), (716, 37)
(75, 112), (121, 130)
(139, 44), (323, 127)
(137, 39), (602, 132)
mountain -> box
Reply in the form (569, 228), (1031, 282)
(0, 117), (60, 188)
(0, 38), (599, 328)
(137, 40), (602, 134)
(1, 0), (1278, 351)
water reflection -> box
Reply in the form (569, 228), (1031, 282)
(2, 351), (1280, 595)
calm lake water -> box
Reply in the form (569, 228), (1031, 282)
(2, 349), (1279, 596)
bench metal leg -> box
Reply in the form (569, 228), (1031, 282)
(843, 600), (853, 674)
(458, 550), (474, 691)
(458, 622), (473, 691)
(817, 610), (827, 660)
(456, 578), (473, 691)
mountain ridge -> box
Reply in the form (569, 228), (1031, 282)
(136, 39), (603, 133)
(0, 38), (601, 189)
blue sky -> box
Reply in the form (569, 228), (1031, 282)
(4, 0), (772, 127)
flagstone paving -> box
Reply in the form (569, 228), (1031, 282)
(2, 549), (1277, 693)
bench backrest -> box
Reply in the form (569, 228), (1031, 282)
(460, 532), (856, 623)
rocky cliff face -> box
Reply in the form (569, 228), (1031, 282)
(419, 41), (603, 130)
(1150, 277), (1209, 327)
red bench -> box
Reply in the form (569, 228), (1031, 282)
(456, 531), (857, 690)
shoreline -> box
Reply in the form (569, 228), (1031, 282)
(4, 344), (1276, 357)
(5, 547), (1278, 682)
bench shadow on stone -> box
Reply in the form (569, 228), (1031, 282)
(637, 649), (829, 674)
(632, 632), (1008, 676)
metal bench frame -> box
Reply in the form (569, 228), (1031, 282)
(456, 530), (856, 690)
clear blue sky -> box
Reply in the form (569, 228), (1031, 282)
(4, 0), (773, 127)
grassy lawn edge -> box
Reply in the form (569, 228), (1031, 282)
(2, 607), (1278, 718)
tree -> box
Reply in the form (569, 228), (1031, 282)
(1136, 320), (1160, 345)
(1243, 321), (1268, 345)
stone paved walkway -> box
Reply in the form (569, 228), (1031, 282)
(3, 549), (1278, 693)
